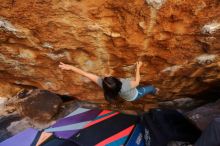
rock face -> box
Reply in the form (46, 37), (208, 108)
(157, 55), (220, 100)
(16, 89), (62, 122)
(187, 99), (220, 130)
(0, 115), (21, 142)
(0, 81), (22, 98)
(0, 0), (220, 109)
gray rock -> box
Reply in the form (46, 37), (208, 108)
(159, 97), (200, 109)
(187, 99), (220, 130)
(0, 114), (20, 142)
(6, 118), (33, 135)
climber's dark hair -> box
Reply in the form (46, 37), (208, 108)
(102, 76), (122, 102)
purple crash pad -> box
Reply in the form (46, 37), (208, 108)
(0, 128), (38, 146)
(45, 108), (101, 139)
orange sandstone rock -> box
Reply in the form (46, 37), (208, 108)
(0, 0), (220, 111)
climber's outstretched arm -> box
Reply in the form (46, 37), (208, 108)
(130, 61), (142, 88)
(59, 62), (100, 85)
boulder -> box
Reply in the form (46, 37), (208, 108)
(0, 0), (220, 110)
(16, 89), (62, 122)
(187, 99), (220, 130)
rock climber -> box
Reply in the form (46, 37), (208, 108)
(59, 61), (159, 103)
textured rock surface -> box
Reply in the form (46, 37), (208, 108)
(0, 0), (220, 110)
(15, 89), (62, 122)
(0, 114), (20, 142)
(0, 81), (22, 98)
(187, 99), (220, 130)
(157, 56), (220, 100)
